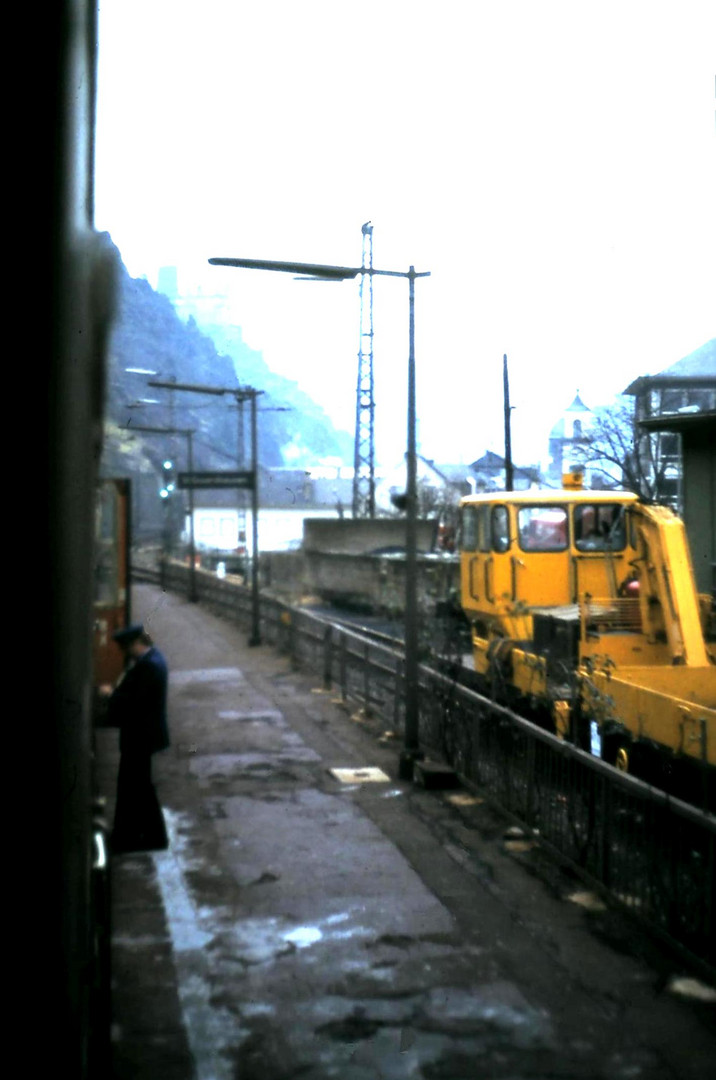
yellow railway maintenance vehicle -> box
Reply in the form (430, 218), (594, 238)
(458, 473), (716, 809)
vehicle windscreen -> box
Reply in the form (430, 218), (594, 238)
(573, 503), (627, 551)
(517, 505), (568, 551)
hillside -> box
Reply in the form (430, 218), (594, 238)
(103, 242), (350, 448)
(100, 240), (353, 537)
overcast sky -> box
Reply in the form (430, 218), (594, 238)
(95, 0), (716, 468)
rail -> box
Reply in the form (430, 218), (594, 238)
(137, 557), (716, 978)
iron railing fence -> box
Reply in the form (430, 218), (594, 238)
(423, 671), (715, 971)
(142, 558), (716, 975)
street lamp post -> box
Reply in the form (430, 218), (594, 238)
(402, 266), (421, 777)
(209, 255), (430, 777)
(248, 391), (260, 645)
(187, 429), (196, 596)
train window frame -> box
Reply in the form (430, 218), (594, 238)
(491, 505), (510, 553)
(517, 505), (568, 552)
(574, 503), (627, 552)
(94, 485), (120, 606)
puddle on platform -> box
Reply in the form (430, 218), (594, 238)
(223, 908), (371, 965)
(418, 983), (553, 1048)
(284, 926), (323, 948)
(217, 709), (284, 724)
(172, 667), (244, 684)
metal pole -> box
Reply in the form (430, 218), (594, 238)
(187, 430), (197, 602)
(503, 354), (514, 492)
(162, 491), (170, 562)
(400, 267), (421, 779)
(237, 394), (246, 559)
(249, 391), (261, 646)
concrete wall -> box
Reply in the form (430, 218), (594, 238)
(303, 516), (438, 555)
(261, 549), (460, 615)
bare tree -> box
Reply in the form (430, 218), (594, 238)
(585, 395), (672, 501)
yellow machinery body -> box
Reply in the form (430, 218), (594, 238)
(459, 477), (716, 797)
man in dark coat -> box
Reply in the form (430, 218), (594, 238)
(105, 623), (170, 853)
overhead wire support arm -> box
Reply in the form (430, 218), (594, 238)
(146, 377), (263, 641)
(209, 257), (360, 280)
(208, 256), (428, 282)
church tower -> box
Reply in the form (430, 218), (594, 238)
(546, 392), (594, 485)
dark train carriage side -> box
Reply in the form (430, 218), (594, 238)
(30, 3), (120, 1078)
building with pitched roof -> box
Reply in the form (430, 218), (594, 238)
(624, 338), (716, 506)
(469, 450), (541, 491)
(624, 338), (716, 419)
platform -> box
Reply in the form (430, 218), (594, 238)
(95, 583), (716, 1079)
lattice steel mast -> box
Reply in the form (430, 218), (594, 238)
(352, 221), (375, 517)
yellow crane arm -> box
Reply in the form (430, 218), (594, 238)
(635, 504), (709, 667)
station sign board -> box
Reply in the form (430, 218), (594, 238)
(177, 470), (255, 490)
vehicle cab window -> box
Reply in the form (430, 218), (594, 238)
(517, 506), (568, 551)
(460, 504), (492, 552)
(491, 505), (510, 553)
(460, 506), (479, 551)
(574, 503), (627, 552)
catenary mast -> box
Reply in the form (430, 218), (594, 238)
(352, 222), (375, 517)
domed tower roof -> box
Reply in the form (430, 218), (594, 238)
(549, 391), (592, 436)
(565, 391), (590, 412)
(547, 391), (595, 461)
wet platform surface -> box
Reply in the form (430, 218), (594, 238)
(95, 584), (716, 1079)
